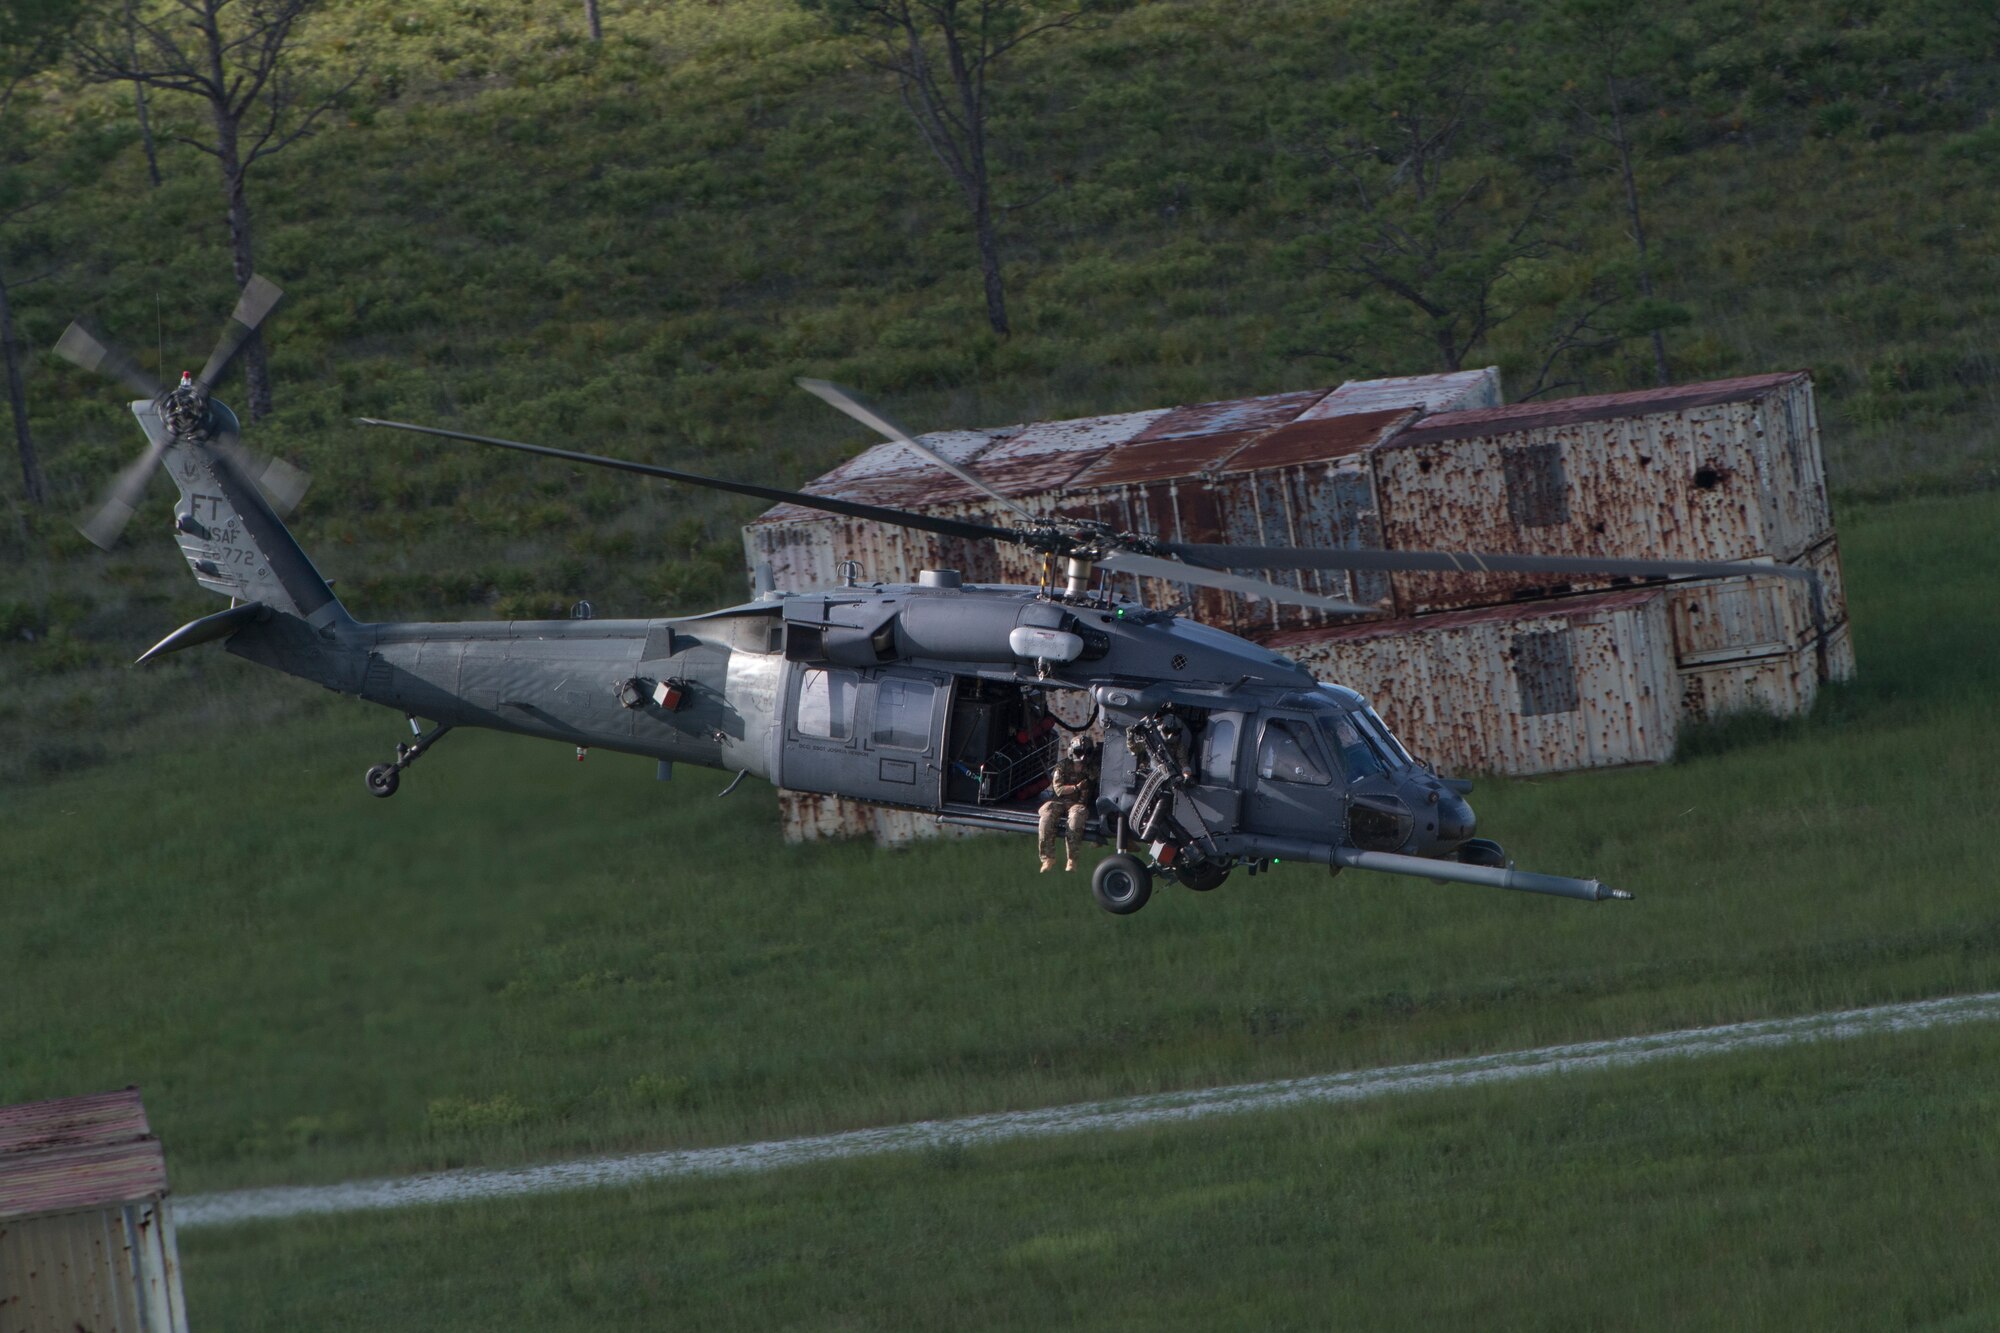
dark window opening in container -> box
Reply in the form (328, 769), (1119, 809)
(1259, 717), (1333, 785)
(1512, 628), (1580, 716)
(1502, 443), (1570, 528)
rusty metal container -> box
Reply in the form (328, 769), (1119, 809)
(1370, 372), (1830, 615)
(0, 1088), (188, 1333)
(1270, 588), (1679, 777)
(1680, 618), (1854, 725)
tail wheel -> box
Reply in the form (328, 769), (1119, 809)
(1091, 853), (1153, 915)
(365, 764), (400, 798)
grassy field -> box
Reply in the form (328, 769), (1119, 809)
(176, 1019), (2000, 1330)
(3, 488), (1994, 1196)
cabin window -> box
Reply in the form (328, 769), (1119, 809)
(1258, 718), (1332, 786)
(797, 667), (861, 740)
(1201, 714), (1239, 783)
(872, 677), (936, 750)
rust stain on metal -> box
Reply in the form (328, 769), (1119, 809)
(1067, 429), (1260, 488)
(1128, 389), (1331, 443)
(1220, 408), (1417, 473)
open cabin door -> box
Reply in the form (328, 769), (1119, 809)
(779, 664), (947, 808)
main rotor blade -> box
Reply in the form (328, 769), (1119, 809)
(55, 322), (164, 400)
(196, 275), (285, 393)
(356, 418), (1027, 546)
(77, 432), (171, 550)
(795, 378), (1039, 524)
(1098, 550), (1373, 615)
(1165, 543), (1820, 584)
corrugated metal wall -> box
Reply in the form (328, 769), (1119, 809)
(1273, 589), (1678, 777)
(0, 1202), (187, 1333)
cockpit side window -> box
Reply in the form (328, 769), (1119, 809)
(796, 667), (861, 740)
(1258, 717), (1332, 786)
(1322, 713), (1386, 779)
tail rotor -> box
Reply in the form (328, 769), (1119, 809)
(58, 275), (307, 550)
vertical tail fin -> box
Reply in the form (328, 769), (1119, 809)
(142, 400), (347, 628)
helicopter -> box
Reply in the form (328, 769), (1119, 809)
(59, 279), (1822, 915)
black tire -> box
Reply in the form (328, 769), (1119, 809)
(1091, 853), (1152, 915)
(365, 764), (401, 798)
(1176, 860), (1231, 893)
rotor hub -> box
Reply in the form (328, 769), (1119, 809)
(162, 373), (212, 441)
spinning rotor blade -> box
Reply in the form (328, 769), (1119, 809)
(54, 322), (165, 400)
(77, 430), (170, 550)
(1098, 550), (1373, 615)
(795, 378), (1039, 524)
(215, 434), (311, 516)
(1165, 543), (1821, 585)
(357, 418), (1027, 546)
(196, 275), (285, 393)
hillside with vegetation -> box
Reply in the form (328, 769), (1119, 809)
(2, 0), (1998, 782)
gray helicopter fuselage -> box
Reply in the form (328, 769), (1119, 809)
(225, 575), (1478, 870)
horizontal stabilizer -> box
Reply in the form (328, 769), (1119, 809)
(136, 602), (269, 665)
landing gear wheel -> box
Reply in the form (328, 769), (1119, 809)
(1091, 853), (1153, 915)
(365, 764), (400, 798)
(1176, 860), (1230, 893)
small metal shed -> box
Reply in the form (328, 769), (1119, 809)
(0, 1088), (187, 1333)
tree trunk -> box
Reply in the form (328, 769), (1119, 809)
(0, 266), (47, 507)
(584, 0), (602, 42)
(133, 80), (162, 186)
(215, 114), (271, 419)
(1609, 74), (1670, 387)
(973, 189), (1009, 337)
(126, 0), (162, 186)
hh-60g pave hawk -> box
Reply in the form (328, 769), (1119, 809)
(62, 279), (1823, 914)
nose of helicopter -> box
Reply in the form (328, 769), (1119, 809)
(1435, 790), (1476, 844)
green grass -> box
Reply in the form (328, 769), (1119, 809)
(3, 489), (1995, 1194)
(178, 1019), (2000, 1330)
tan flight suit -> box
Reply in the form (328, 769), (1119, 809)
(1038, 754), (1093, 871)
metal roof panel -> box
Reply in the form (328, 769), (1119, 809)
(1391, 372), (1810, 447)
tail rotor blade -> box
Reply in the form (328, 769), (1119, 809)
(216, 432), (311, 516)
(76, 434), (171, 550)
(196, 275), (285, 393)
(55, 322), (164, 400)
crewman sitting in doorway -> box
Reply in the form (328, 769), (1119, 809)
(1039, 736), (1096, 873)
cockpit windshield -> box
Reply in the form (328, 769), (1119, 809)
(1321, 712), (1385, 779)
(1356, 708), (1415, 768)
